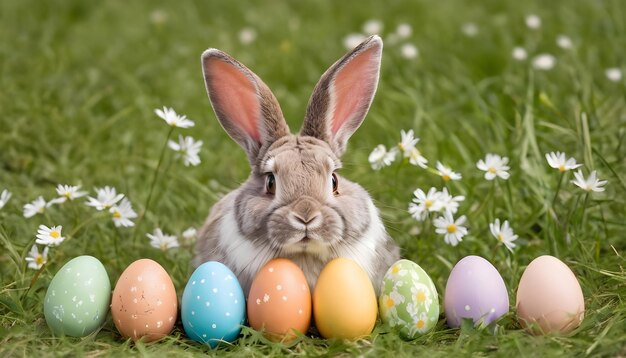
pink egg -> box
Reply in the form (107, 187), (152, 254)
(444, 256), (509, 327)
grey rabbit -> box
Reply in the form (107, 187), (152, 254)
(193, 35), (400, 295)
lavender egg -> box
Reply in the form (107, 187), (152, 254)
(444, 256), (509, 327)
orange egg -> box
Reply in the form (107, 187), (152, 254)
(111, 259), (178, 342)
(247, 258), (311, 341)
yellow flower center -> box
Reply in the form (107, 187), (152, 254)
(497, 234), (504, 242)
(35, 255), (45, 265)
(558, 165), (566, 173)
(386, 297), (395, 308)
(488, 167), (497, 174)
(160, 242), (167, 251)
(63, 192), (72, 198)
(398, 143), (405, 151)
(424, 199), (433, 208)
(447, 224), (457, 234)
(442, 175), (450, 182)
(416, 320), (425, 329)
(416, 291), (426, 302)
(113, 210), (122, 219)
(392, 265), (400, 274)
(50, 231), (60, 239)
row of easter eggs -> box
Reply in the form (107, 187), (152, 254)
(43, 254), (585, 345)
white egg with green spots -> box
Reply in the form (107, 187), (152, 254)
(44, 256), (111, 337)
(379, 259), (439, 338)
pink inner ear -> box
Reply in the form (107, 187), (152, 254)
(207, 59), (261, 141)
(331, 47), (380, 134)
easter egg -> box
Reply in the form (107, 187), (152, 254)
(110, 259), (178, 342)
(247, 258), (311, 341)
(44, 256), (111, 337)
(516, 255), (584, 334)
(444, 255), (509, 328)
(181, 261), (246, 347)
(379, 259), (439, 338)
(313, 257), (377, 340)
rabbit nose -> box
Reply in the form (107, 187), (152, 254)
(289, 197), (322, 229)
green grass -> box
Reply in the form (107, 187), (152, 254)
(1, 0), (625, 356)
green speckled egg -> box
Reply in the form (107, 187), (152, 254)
(379, 259), (439, 338)
(44, 256), (111, 337)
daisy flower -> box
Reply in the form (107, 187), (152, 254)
(35, 225), (65, 247)
(397, 129), (419, 157)
(532, 54), (556, 70)
(571, 170), (608, 192)
(408, 187), (443, 221)
(436, 161), (462, 182)
(147, 228), (180, 251)
(490, 219), (518, 252)
(438, 188), (465, 214)
(168, 135), (203, 166)
(396, 23), (412, 38)
(605, 68), (622, 82)
(512, 47), (528, 61)
(110, 198), (138, 228)
(400, 43), (419, 59)
(85, 186), (124, 210)
(238, 27), (257, 45)
(477, 154), (510, 180)
(409, 148), (428, 168)
(461, 22), (478, 37)
(25, 245), (49, 270)
(343, 33), (367, 50)
(362, 19), (383, 35)
(433, 211), (468, 246)
(556, 35), (573, 49)
(23, 196), (49, 218)
(0, 189), (11, 210)
(182, 227), (197, 240)
(408, 309), (430, 335)
(525, 14), (541, 29)
(545, 152), (582, 172)
(411, 283), (433, 308)
(369, 144), (397, 170)
(155, 106), (195, 128)
(54, 184), (88, 203)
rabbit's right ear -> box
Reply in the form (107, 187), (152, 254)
(202, 49), (290, 164)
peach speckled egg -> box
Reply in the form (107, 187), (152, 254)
(516, 255), (585, 335)
(111, 259), (178, 342)
(247, 258), (311, 341)
(313, 257), (377, 340)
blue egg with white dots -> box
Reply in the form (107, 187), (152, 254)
(181, 261), (246, 347)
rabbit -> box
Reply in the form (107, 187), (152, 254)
(193, 35), (400, 296)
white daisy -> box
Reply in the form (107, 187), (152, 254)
(147, 228), (180, 251)
(411, 282), (433, 308)
(168, 135), (203, 167)
(238, 27), (257, 45)
(571, 170), (608, 193)
(408, 187), (443, 221)
(461, 22), (479, 37)
(110, 198), (138, 228)
(556, 35), (573, 49)
(545, 152), (582, 173)
(182, 227), (197, 240)
(23, 196), (50, 218)
(155, 106), (195, 128)
(85, 186), (124, 210)
(409, 310), (430, 335)
(35, 225), (65, 247)
(0, 189), (11, 210)
(525, 14), (541, 29)
(438, 188), (465, 214)
(25, 245), (49, 270)
(397, 129), (419, 157)
(387, 263), (409, 281)
(54, 184), (87, 203)
(400, 43), (419, 59)
(362, 19), (383, 35)
(436, 161), (462, 182)
(433, 211), (468, 246)
(605, 68), (622, 82)
(343, 33), (367, 50)
(396, 23), (412, 38)
(409, 148), (428, 168)
(369, 144), (397, 170)
(477, 154), (510, 180)
(532, 54), (556, 71)
(512, 47), (528, 61)
(490, 219), (518, 252)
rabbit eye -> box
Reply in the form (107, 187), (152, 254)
(331, 173), (339, 195)
(266, 173), (276, 195)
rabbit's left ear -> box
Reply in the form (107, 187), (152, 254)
(300, 35), (382, 156)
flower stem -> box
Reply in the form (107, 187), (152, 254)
(551, 172), (565, 208)
(134, 127), (174, 242)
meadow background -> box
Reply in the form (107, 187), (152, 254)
(1, 0), (625, 356)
